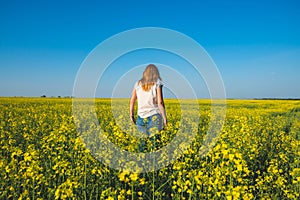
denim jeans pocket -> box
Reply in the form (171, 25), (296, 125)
(137, 114), (163, 136)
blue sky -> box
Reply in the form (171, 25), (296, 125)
(0, 0), (299, 98)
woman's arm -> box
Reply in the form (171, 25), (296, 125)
(157, 86), (167, 126)
(129, 88), (137, 124)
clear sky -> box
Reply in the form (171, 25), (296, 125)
(0, 0), (299, 98)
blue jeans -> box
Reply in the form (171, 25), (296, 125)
(137, 114), (163, 152)
(136, 114), (163, 136)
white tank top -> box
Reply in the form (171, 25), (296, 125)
(134, 80), (163, 118)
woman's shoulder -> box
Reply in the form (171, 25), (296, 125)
(134, 80), (141, 89)
(156, 79), (163, 87)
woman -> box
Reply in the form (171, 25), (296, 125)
(130, 64), (167, 136)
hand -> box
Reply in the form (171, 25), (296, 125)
(130, 116), (136, 124)
(163, 119), (167, 127)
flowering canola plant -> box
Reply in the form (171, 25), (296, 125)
(0, 98), (299, 199)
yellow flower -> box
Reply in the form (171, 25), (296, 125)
(119, 171), (128, 182)
(5, 165), (10, 173)
(236, 164), (243, 171)
(139, 178), (145, 185)
(120, 189), (126, 194)
(129, 173), (139, 181)
(225, 195), (232, 200)
(228, 154), (234, 161)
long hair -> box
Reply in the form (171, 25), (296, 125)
(139, 64), (162, 91)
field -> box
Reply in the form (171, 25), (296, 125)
(1, 97), (299, 199)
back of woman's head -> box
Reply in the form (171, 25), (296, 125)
(140, 64), (161, 91)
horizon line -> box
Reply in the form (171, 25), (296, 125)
(0, 96), (300, 100)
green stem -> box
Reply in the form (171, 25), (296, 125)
(188, 176), (194, 200)
(152, 138), (156, 200)
(32, 177), (35, 200)
(131, 183), (134, 200)
(84, 156), (87, 200)
(155, 178), (171, 192)
(89, 183), (96, 200)
(152, 168), (155, 200)
(96, 184), (99, 200)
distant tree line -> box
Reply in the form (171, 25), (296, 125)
(40, 95), (73, 98)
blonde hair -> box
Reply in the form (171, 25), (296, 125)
(139, 64), (162, 91)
